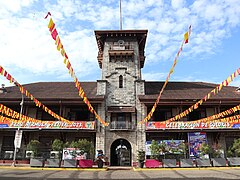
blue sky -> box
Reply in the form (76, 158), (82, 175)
(0, 0), (240, 88)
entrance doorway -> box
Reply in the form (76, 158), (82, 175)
(110, 138), (131, 166)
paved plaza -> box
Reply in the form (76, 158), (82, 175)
(0, 167), (240, 180)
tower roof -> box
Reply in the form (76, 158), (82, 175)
(95, 30), (148, 68)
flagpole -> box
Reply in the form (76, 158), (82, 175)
(12, 93), (24, 167)
(120, 0), (122, 30)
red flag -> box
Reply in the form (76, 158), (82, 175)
(51, 29), (58, 40)
(65, 53), (68, 59)
(6, 74), (12, 81)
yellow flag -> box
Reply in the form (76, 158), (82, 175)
(48, 18), (54, 29)
(184, 32), (189, 43)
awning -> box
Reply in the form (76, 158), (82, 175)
(107, 106), (135, 113)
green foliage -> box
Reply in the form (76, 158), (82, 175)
(27, 140), (40, 157)
(150, 140), (160, 159)
(69, 141), (79, 148)
(64, 141), (70, 148)
(200, 142), (211, 157)
(178, 142), (188, 158)
(159, 141), (167, 154)
(137, 149), (145, 162)
(65, 139), (94, 159)
(212, 143), (222, 158)
(229, 138), (240, 157)
(227, 147), (234, 157)
(52, 139), (64, 152)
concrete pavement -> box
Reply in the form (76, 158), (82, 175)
(0, 166), (240, 179)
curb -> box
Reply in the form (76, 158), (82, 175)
(0, 166), (108, 171)
(133, 166), (240, 171)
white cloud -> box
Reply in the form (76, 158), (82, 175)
(0, 0), (35, 13)
(142, 72), (167, 81)
(171, 0), (185, 9)
(0, 0), (240, 86)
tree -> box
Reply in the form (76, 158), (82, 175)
(178, 141), (188, 159)
(66, 139), (94, 159)
(150, 140), (160, 160)
(27, 140), (41, 157)
(52, 139), (64, 152)
(212, 143), (222, 158)
(229, 138), (240, 157)
(199, 142), (211, 159)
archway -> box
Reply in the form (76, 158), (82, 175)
(110, 138), (132, 166)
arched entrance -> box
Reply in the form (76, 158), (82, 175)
(110, 138), (131, 166)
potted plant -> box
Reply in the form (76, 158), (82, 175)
(63, 140), (78, 168)
(27, 140), (44, 167)
(179, 142), (194, 167)
(227, 138), (240, 166)
(161, 140), (177, 168)
(63, 139), (95, 168)
(77, 139), (95, 168)
(145, 140), (161, 168)
(211, 143), (226, 167)
(45, 139), (64, 167)
(196, 142), (211, 167)
(137, 149), (145, 168)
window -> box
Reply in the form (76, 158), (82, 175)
(119, 75), (123, 88)
(151, 108), (172, 121)
(67, 106), (91, 121)
(111, 113), (132, 129)
(36, 107), (60, 121)
(187, 108), (206, 121)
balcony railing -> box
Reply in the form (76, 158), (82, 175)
(110, 121), (135, 130)
(109, 44), (134, 51)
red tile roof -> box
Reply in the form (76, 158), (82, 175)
(0, 81), (239, 104)
(139, 81), (240, 105)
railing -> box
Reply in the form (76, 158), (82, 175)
(110, 121), (135, 130)
(109, 44), (134, 51)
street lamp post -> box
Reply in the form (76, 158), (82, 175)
(12, 93), (24, 167)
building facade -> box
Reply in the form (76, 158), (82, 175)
(0, 30), (240, 166)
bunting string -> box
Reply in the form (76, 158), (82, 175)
(0, 104), (48, 124)
(139, 26), (192, 124)
(158, 114), (240, 129)
(0, 66), (70, 123)
(195, 104), (240, 123)
(165, 68), (240, 122)
(0, 103), (36, 122)
(46, 13), (109, 126)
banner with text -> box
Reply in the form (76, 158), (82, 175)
(0, 119), (95, 130)
(146, 116), (240, 130)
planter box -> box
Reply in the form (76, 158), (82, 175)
(180, 159), (194, 167)
(227, 157), (240, 166)
(145, 159), (160, 168)
(79, 159), (93, 168)
(63, 159), (77, 168)
(45, 158), (61, 167)
(196, 159), (211, 167)
(211, 158), (226, 167)
(30, 158), (44, 167)
(162, 159), (176, 168)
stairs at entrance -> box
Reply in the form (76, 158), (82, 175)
(107, 166), (133, 170)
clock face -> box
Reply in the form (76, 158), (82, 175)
(118, 40), (125, 45)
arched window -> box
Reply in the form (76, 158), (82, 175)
(119, 75), (123, 88)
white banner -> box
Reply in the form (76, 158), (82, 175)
(14, 130), (22, 148)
